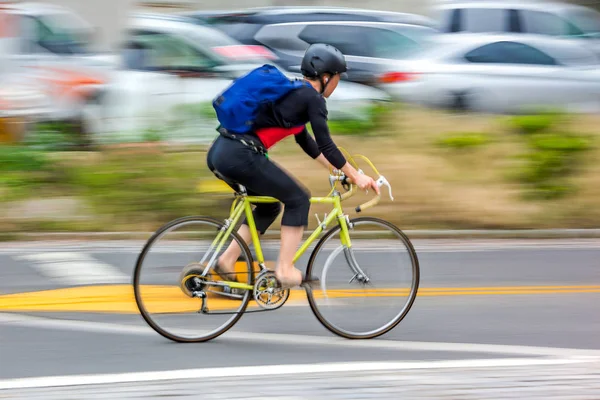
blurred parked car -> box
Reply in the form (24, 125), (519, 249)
(99, 12), (391, 142)
(186, 6), (437, 29)
(387, 33), (600, 114)
(183, 7), (438, 89)
(0, 76), (53, 143)
(0, 1), (114, 65)
(123, 13), (280, 78)
(433, 1), (600, 54)
(0, 2), (115, 140)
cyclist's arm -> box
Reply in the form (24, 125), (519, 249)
(295, 128), (333, 170)
(308, 96), (377, 192)
(294, 127), (336, 171)
(315, 153), (334, 170)
(307, 96), (346, 170)
(294, 126), (320, 158)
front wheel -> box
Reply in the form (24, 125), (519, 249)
(305, 217), (420, 339)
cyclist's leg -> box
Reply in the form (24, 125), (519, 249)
(215, 173), (307, 286)
(217, 192), (281, 271)
(207, 136), (309, 285)
(237, 159), (309, 287)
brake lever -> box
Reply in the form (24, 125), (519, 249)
(376, 175), (394, 201)
(341, 175), (352, 191)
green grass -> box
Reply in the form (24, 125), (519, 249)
(2, 105), (600, 235)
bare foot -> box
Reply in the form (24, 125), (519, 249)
(214, 256), (237, 281)
(275, 266), (303, 289)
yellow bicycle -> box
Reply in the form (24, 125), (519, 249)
(133, 152), (420, 342)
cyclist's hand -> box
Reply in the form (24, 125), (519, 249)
(353, 174), (380, 195)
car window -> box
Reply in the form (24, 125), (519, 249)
(464, 8), (508, 33)
(464, 41), (558, 65)
(200, 22), (262, 45)
(130, 31), (217, 70)
(22, 15), (90, 55)
(258, 13), (380, 23)
(369, 28), (425, 59)
(565, 9), (600, 35)
(183, 26), (240, 48)
(299, 24), (429, 59)
(299, 25), (370, 57)
(520, 10), (580, 36)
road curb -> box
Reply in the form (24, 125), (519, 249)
(5, 229), (600, 241)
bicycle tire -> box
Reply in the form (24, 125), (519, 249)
(305, 216), (420, 340)
(133, 215), (254, 343)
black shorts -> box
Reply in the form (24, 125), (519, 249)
(206, 134), (311, 234)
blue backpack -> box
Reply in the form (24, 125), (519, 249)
(212, 64), (309, 134)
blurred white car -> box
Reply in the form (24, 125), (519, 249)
(0, 2), (116, 138)
(0, 74), (54, 143)
(384, 33), (600, 114)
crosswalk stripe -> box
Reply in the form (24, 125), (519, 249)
(14, 252), (128, 286)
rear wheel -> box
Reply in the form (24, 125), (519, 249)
(133, 216), (254, 342)
(305, 217), (420, 339)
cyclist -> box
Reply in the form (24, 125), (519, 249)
(206, 43), (380, 289)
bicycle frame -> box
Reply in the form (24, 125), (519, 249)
(198, 188), (356, 292)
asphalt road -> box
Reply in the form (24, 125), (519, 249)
(0, 239), (599, 398)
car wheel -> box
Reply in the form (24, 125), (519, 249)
(450, 90), (472, 112)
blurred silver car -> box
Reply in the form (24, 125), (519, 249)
(250, 20), (438, 89)
(433, 1), (600, 55)
(385, 33), (600, 114)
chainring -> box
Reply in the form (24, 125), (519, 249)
(253, 271), (290, 310)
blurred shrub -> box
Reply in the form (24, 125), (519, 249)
(142, 128), (163, 143)
(24, 121), (90, 151)
(528, 133), (590, 153)
(328, 102), (393, 136)
(198, 103), (217, 119)
(516, 131), (592, 200)
(63, 151), (220, 225)
(508, 110), (564, 135)
(0, 144), (59, 201)
(436, 132), (489, 149)
(0, 145), (48, 173)
(173, 103), (217, 120)
(328, 118), (373, 135)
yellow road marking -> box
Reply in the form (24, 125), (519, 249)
(0, 284), (599, 314)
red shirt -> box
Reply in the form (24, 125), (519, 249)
(255, 125), (305, 149)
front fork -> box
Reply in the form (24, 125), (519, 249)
(338, 214), (370, 284)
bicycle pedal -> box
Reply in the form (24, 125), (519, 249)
(300, 276), (321, 290)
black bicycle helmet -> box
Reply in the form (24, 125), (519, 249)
(301, 43), (348, 89)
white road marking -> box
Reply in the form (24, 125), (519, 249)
(0, 357), (596, 390)
(13, 252), (128, 285)
(3, 239), (600, 255)
(1, 313), (600, 359)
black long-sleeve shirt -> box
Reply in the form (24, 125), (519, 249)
(252, 85), (347, 169)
